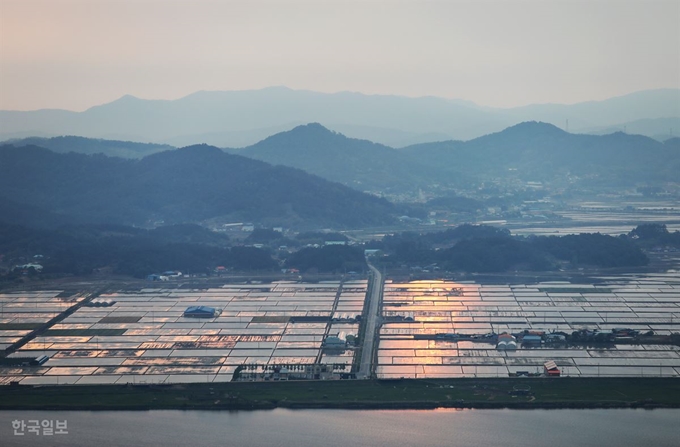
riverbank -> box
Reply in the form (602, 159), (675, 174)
(1, 377), (679, 411)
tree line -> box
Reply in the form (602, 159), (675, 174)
(371, 224), (651, 272)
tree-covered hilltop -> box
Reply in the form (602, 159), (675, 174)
(233, 121), (680, 193)
(284, 245), (366, 274)
(5, 121), (679, 201)
(629, 223), (680, 247)
(372, 224), (650, 272)
(401, 121), (680, 186)
(233, 123), (463, 192)
(1, 223), (669, 282)
(0, 222), (368, 280)
(0, 222), (274, 279)
(0, 144), (395, 229)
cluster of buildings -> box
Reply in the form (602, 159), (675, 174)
(146, 271), (183, 281)
(12, 263), (43, 274)
(331, 313), (361, 323)
(236, 363), (352, 381)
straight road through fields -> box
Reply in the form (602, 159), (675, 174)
(358, 261), (383, 379)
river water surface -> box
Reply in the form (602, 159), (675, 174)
(1, 408), (679, 447)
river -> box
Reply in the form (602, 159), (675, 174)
(1, 408), (678, 446)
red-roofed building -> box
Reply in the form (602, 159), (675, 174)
(544, 360), (561, 377)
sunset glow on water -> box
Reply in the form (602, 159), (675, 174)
(378, 276), (680, 378)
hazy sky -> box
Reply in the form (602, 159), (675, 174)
(1, 0), (678, 111)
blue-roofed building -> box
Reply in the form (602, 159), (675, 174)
(183, 306), (220, 318)
(323, 331), (347, 349)
(522, 335), (543, 345)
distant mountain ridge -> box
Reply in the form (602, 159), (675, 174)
(580, 117), (680, 142)
(0, 144), (396, 229)
(2, 86), (677, 147)
(0, 135), (174, 158)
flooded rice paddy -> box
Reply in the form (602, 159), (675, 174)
(378, 273), (680, 379)
(0, 281), (366, 385)
(1, 269), (680, 384)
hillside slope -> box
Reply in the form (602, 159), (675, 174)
(0, 144), (395, 228)
(234, 123), (463, 192)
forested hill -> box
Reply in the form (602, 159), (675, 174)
(400, 121), (679, 185)
(5, 122), (678, 196)
(232, 123), (462, 192)
(0, 144), (395, 229)
(234, 121), (680, 190)
(371, 224), (650, 272)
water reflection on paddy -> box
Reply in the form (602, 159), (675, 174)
(1, 281), (367, 385)
(378, 274), (680, 379)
